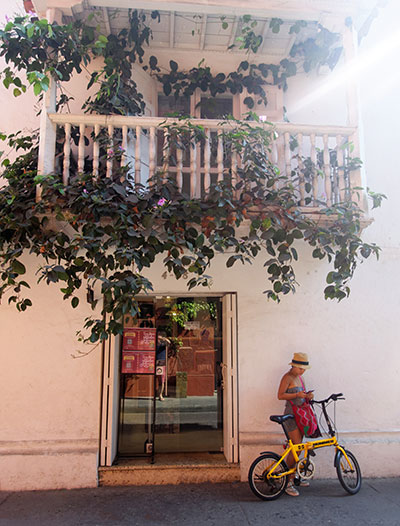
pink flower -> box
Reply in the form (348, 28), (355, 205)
(157, 198), (167, 206)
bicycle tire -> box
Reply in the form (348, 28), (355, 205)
(336, 449), (362, 495)
(248, 452), (288, 501)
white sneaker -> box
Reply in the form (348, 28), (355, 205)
(294, 477), (310, 487)
(285, 483), (300, 497)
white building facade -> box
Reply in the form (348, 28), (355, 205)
(1, 0), (399, 491)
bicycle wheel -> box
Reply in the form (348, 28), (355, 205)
(336, 449), (362, 495)
(248, 452), (288, 501)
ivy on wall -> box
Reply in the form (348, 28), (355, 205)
(0, 11), (386, 343)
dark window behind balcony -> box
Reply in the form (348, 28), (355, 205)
(199, 97), (232, 119)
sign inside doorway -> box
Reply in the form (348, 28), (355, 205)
(122, 327), (157, 373)
(121, 350), (156, 374)
(123, 327), (156, 350)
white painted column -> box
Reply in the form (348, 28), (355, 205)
(36, 9), (63, 201)
(342, 22), (364, 206)
(36, 78), (56, 201)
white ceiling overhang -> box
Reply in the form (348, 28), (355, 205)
(30, 0), (378, 61)
(32, 0), (376, 20)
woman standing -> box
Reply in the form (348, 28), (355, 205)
(277, 352), (314, 497)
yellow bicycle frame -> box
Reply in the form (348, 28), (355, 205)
(267, 436), (355, 479)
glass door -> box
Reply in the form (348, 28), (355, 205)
(118, 296), (223, 455)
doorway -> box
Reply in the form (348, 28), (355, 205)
(118, 296), (223, 455)
(100, 293), (238, 465)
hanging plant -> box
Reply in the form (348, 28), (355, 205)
(152, 15), (343, 110)
(167, 300), (217, 328)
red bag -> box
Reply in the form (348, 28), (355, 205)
(290, 378), (321, 438)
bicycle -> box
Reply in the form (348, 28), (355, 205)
(248, 393), (362, 500)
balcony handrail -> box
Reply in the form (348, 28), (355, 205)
(48, 113), (357, 137)
(41, 112), (362, 208)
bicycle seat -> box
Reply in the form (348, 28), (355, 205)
(270, 414), (294, 425)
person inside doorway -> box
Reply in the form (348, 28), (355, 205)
(156, 331), (170, 401)
(277, 352), (314, 497)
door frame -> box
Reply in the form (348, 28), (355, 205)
(99, 292), (239, 466)
(222, 293), (239, 463)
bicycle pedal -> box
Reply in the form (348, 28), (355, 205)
(309, 450), (316, 457)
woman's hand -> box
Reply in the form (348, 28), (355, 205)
(297, 390), (307, 399)
(305, 391), (314, 400)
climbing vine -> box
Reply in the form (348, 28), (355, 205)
(0, 11), (343, 114)
(0, 10), (386, 343)
(152, 15), (343, 110)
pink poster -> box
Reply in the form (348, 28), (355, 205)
(121, 350), (156, 374)
(123, 327), (157, 351)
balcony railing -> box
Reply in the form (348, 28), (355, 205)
(42, 113), (360, 209)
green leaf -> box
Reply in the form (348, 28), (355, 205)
(27, 24), (35, 38)
(292, 229), (303, 239)
(3, 76), (12, 89)
(261, 228), (274, 240)
(226, 255), (237, 268)
(90, 331), (99, 343)
(268, 263), (280, 276)
(33, 82), (42, 96)
(195, 234), (204, 248)
(71, 297), (79, 308)
(11, 260), (26, 275)
(243, 96), (254, 109)
(270, 18), (283, 33)
(149, 55), (158, 70)
(326, 271), (335, 284)
(74, 258), (85, 267)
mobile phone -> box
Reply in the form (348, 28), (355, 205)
(307, 390), (314, 393)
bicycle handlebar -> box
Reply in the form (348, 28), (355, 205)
(312, 393), (344, 404)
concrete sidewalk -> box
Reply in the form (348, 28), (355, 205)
(0, 479), (399, 525)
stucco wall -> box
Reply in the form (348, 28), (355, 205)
(142, 238), (400, 480)
(0, 254), (102, 490)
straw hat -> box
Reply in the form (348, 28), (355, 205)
(289, 352), (311, 369)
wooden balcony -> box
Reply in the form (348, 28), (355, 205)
(38, 113), (361, 211)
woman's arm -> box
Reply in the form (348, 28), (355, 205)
(277, 374), (306, 401)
